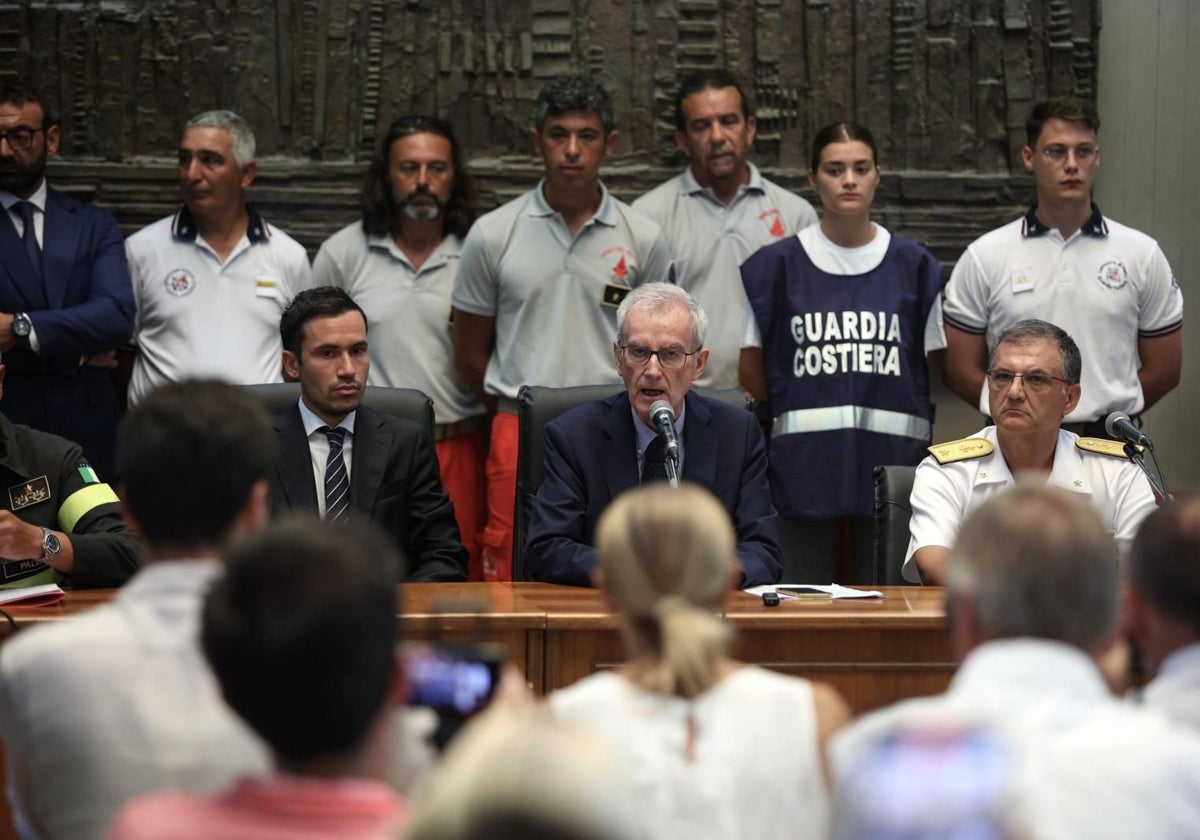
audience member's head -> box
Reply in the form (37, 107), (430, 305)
(1126, 498), (1200, 672)
(202, 517), (404, 774)
(0, 82), (59, 199)
(116, 380), (273, 557)
(947, 484), (1119, 660)
(406, 709), (637, 840)
(595, 483), (735, 698)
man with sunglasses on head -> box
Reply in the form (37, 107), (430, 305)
(942, 97), (1182, 441)
(524, 282), (782, 587)
(0, 84), (134, 478)
(905, 319), (1157, 585)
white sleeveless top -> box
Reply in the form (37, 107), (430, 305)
(549, 665), (828, 840)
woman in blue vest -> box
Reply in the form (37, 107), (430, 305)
(739, 122), (946, 584)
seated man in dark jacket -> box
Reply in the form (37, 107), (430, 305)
(525, 283), (782, 587)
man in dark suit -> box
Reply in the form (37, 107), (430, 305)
(269, 287), (467, 582)
(0, 84), (135, 478)
(525, 282), (782, 587)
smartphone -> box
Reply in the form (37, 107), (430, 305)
(402, 643), (506, 718)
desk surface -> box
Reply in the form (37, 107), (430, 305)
(2, 583), (944, 629)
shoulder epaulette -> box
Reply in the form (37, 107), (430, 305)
(1076, 437), (1137, 458)
(927, 438), (994, 465)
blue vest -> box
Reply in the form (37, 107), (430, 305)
(741, 234), (944, 518)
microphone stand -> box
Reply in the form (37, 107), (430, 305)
(1123, 438), (1172, 504)
(664, 449), (680, 489)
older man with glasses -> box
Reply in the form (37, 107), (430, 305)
(905, 319), (1157, 584)
(524, 282), (782, 587)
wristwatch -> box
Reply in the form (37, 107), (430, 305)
(12, 312), (31, 342)
(39, 526), (61, 562)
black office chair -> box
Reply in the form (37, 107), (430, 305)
(512, 384), (752, 581)
(241, 382), (435, 439)
(872, 464), (918, 586)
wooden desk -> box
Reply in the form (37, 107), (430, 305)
(518, 583), (954, 714)
(1, 583), (953, 713)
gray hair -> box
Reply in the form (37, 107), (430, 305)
(185, 110), (257, 167)
(532, 75), (615, 134)
(948, 484), (1119, 653)
(616, 282), (708, 350)
(989, 319), (1082, 385)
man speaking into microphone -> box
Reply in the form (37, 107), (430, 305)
(905, 319), (1157, 585)
(525, 283), (782, 586)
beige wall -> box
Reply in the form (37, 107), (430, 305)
(1096, 0), (1199, 492)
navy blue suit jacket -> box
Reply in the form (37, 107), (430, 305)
(0, 186), (134, 477)
(268, 403), (468, 582)
(525, 391), (783, 587)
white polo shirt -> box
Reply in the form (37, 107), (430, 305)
(452, 181), (674, 400)
(313, 222), (483, 424)
(902, 426), (1157, 582)
(126, 207), (312, 405)
(633, 164), (818, 388)
(943, 206), (1182, 422)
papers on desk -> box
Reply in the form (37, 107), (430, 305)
(0, 583), (66, 607)
(744, 584), (884, 600)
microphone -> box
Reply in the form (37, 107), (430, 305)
(649, 400), (681, 462)
(1104, 411), (1151, 447)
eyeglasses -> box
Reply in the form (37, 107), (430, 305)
(1040, 144), (1098, 164)
(986, 369), (1069, 392)
(0, 127), (46, 152)
(618, 344), (700, 370)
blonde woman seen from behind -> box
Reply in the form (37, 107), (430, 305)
(549, 483), (851, 840)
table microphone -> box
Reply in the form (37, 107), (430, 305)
(1104, 411), (1151, 447)
(649, 399), (681, 461)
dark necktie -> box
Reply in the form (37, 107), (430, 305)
(319, 426), (349, 522)
(642, 435), (670, 484)
(14, 201), (41, 281)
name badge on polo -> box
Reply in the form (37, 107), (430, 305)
(255, 276), (280, 299)
(602, 283), (631, 309)
(9, 476), (51, 510)
(1010, 265), (1036, 294)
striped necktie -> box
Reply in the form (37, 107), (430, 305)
(319, 426), (349, 522)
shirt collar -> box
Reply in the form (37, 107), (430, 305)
(678, 162), (765, 199)
(297, 398), (356, 438)
(972, 428), (1092, 496)
(0, 179), (48, 213)
(366, 229), (462, 270)
(172, 203), (272, 244)
(1022, 203), (1108, 238)
(528, 179), (617, 227)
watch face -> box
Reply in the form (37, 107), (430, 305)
(13, 315), (30, 337)
(43, 530), (60, 554)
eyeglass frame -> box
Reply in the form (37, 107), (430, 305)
(616, 343), (702, 370)
(0, 127), (47, 152)
(985, 368), (1071, 392)
(1038, 143), (1099, 164)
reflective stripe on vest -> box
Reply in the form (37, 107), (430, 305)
(773, 405), (932, 441)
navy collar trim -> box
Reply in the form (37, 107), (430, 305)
(172, 205), (271, 244)
(1022, 203), (1107, 238)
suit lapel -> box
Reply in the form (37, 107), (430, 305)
(349, 406), (390, 517)
(40, 189), (79, 310)
(681, 393), (717, 488)
(0, 200), (46, 310)
(601, 393), (640, 501)
(273, 406), (319, 511)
